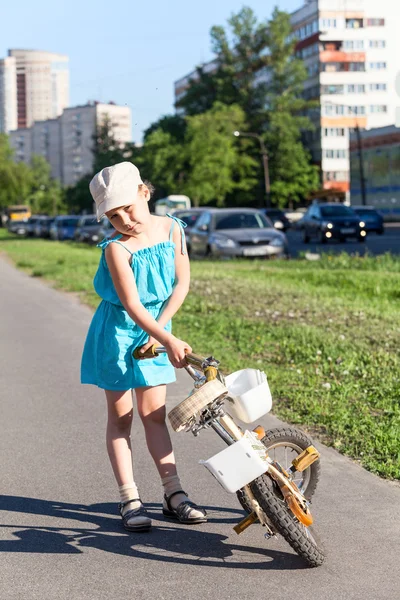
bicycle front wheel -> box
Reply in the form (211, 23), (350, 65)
(250, 473), (325, 568)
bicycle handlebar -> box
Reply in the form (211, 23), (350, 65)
(132, 344), (219, 380)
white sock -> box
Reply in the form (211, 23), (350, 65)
(162, 475), (204, 518)
(119, 483), (141, 516)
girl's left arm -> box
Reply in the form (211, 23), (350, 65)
(157, 222), (190, 328)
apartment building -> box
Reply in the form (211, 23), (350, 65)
(9, 102), (132, 186)
(291, 0), (399, 199)
(174, 0), (398, 200)
(1, 49), (69, 131)
(0, 57), (17, 133)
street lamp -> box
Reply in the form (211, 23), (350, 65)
(233, 130), (271, 208)
(322, 101), (367, 206)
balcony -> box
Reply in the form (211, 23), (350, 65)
(320, 51), (365, 63)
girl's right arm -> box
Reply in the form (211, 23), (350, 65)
(105, 243), (191, 368)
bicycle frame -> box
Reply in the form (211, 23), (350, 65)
(133, 344), (318, 529)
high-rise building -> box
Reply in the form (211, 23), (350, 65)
(0, 57), (17, 133)
(9, 102), (132, 186)
(174, 0), (399, 200)
(7, 49), (69, 129)
(291, 0), (399, 199)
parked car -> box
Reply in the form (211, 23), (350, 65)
(189, 208), (289, 259)
(49, 216), (80, 240)
(74, 215), (110, 244)
(7, 219), (29, 236)
(302, 203), (367, 243)
(352, 206), (384, 235)
(261, 208), (291, 232)
(33, 216), (54, 238)
(24, 216), (44, 237)
(172, 208), (207, 254)
(97, 219), (116, 242)
(284, 208), (307, 227)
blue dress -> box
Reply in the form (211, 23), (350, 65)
(81, 214), (186, 391)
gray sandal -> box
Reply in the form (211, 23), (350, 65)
(163, 490), (207, 524)
(118, 499), (152, 532)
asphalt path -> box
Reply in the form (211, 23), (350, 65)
(287, 223), (400, 258)
(1, 257), (399, 600)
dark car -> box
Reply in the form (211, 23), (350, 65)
(302, 203), (366, 244)
(261, 208), (291, 232)
(49, 216), (80, 241)
(25, 216), (43, 237)
(172, 208), (207, 254)
(352, 206), (384, 235)
(189, 208), (288, 258)
(7, 219), (29, 236)
(33, 216), (54, 238)
(74, 215), (110, 244)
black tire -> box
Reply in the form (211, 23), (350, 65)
(250, 474), (325, 567)
(237, 427), (320, 515)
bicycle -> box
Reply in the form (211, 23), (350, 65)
(134, 345), (325, 568)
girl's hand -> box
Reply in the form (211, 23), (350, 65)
(165, 335), (192, 368)
(139, 336), (159, 355)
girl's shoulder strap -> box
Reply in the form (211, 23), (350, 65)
(97, 234), (133, 255)
(166, 213), (187, 255)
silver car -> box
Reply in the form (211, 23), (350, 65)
(189, 208), (289, 258)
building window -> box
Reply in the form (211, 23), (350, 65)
(369, 83), (387, 91)
(369, 62), (387, 69)
(349, 63), (365, 71)
(369, 40), (386, 48)
(320, 18), (337, 29)
(321, 84), (344, 94)
(347, 84), (365, 93)
(324, 171), (349, 181)
(324, 149), (348, 159)
(323, 128), (346, 137)
(346, 18), (363, 29)
(370, 105), (387, 113)
(343, 40), (364, 49)
(367, 18), (385, 26)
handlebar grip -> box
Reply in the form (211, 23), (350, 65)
(133, 344), (161, 360)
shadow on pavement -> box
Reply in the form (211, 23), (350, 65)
(0, 495), (306, 570)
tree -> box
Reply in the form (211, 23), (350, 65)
(144, 114), (186, 143)
(175, 6), (319, 207)
(183, 103), (258, 206)
(0, 135), (32, 209)
(176, 7), (271, 131)
(264, 8), (319, 206)
(27, 155), (64, 215)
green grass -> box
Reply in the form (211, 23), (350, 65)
(1, 229), (399, 479)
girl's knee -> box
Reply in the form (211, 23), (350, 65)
(139, 405), (166, 427)
(108, 409), (133, 433)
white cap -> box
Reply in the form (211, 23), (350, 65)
(89, 162), (143, 221)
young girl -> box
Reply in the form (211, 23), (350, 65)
(81, 161), (207, 532)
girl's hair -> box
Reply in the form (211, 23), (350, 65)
(139, 180), (155, 198)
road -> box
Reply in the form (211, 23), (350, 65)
(1, 257), (399, 600)
(287, 223), (400, 258)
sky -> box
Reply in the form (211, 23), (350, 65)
(2, 0), (301, 141)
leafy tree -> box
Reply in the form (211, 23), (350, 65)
(27, 155), (64, 215)
(0, 135), (32, 209)
(144, 114), (186, 143)
(176, 7), (271, 131)
(183, 103), (258, 206)
(176, 6), (319, 207)
(264, 8), (319, 206)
